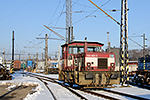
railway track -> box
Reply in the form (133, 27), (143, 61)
(28, 73), (88, 100)
(27, 73), (150, 100)
(129, 81), (150, 90)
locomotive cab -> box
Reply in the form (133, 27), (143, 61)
(59, 40), (120, 88)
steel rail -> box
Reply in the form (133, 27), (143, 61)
(28, 73), (58, 80)
(28, 74), (88, 100)
(29, 74), (119, 99)
(29, 75), (57, 100)
(101, 88), (149, 100)
(28, 73), (149, 100)
(82, 89), (119, 100)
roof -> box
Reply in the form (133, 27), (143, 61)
(61, 40), (104, 47)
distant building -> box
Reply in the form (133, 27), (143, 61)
(128, 61), (138, 72)
(37, 59), (60, 70)
(0, 56), (2, 64)
(38, 61), (45, 69)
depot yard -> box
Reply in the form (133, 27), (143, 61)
(0, 71), (150, 100)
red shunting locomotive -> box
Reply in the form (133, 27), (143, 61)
(59, 39), (120, 88)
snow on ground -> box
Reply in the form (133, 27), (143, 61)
(107, 85), (150, 99)
(1, 70), (150, 100)
(0, 71), (53, 100)
(46, 81), (80, 100)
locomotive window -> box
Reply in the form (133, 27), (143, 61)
(69, 46), (84, 54)
(87, 46), (101, 52)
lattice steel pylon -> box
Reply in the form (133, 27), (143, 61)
(66, 0), (73, 43)
(120, 0), (129, 86)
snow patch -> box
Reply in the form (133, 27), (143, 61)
(23, 84), (43, 100)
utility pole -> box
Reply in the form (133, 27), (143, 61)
(89, 0), (129, 85)
(36, 53), (38, 70)
(89, 0), (129, 86)
(42, 53), (44, 61)
(3, 47), (5, 65)
(23, 51), (25, 73)
(45, 34), (48, 74)
(28, 53), (31, 59)
(11, 31), (15, 73)
(36, 34), (49, 74)
(33, 54), (35, 70)
(58, 44), (61, 70)
(142, 33), (146, 70)
(107, 32), (110, 52)
(120, 0), (129, 86)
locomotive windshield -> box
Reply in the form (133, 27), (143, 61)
(69, 45), (101, 54)
(69, 46), (84, 54)
(87, 46), (101, 52)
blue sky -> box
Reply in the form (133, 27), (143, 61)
(0, 0), (150, 59)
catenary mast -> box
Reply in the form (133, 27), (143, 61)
(120, 0), (129, 85)
(66, 0), (73, 43)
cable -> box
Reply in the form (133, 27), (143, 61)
(47, 0), (65, 38)
(72, 1), (95, 8)
(48, 0), (62, 26)
(0, 0), (32, 22)
(24, 0), (65, 52)
(73, 0), (111, 25)
(72, 0), (80, 6)
(131, 26), (150, 35)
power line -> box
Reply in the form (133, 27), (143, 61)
(72, 0), (80, 6)
(131, 26), (150, 35)
(72, 0), (111, 25)
(48, 0), (62, 26)
(0, 0), (32, 22)
(72, 1), (95, 8)
(24, 0), (65, 52)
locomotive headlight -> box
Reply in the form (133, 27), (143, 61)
(87, 62), (91, 70)
(111, 63), (114, 67)
(87, 62), (91, 67)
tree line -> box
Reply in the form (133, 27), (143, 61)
(129, 48), (150, 61)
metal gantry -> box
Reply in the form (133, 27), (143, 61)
(120, 0), (129, 85)
(66, 0), (73, 43)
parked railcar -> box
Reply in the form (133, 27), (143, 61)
(27, 60), (33, 69)
(131, 55), (150, 85)
(21, 63), (26, 69)
(59, 39), (120, 88)
(14, 60), (21, 70)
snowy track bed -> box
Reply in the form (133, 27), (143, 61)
(1, 71), (150, 100)
(28, 72), (150, 100)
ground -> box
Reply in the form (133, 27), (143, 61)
(0, 85), (36, 100)
(0, 70), (150, 100)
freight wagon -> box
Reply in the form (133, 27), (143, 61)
(14, 60), (21, 70)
